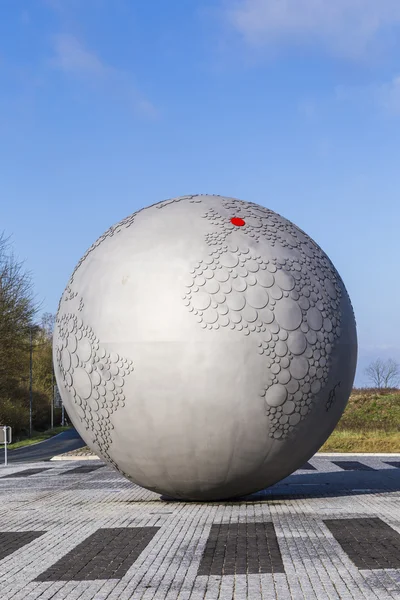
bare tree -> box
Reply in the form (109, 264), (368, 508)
(33, 313), (55, 394)
(40, 312), (55, 340)
(0, 232), (37, 395)
(365, 358), (400, 389)
(0, 233), (59, 435)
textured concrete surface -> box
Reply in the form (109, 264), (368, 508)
(0, 455), (399, 599)
(54, 195), (357, 499)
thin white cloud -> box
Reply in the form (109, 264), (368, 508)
(298, 99), (317, 121)
(336, 76), (400, 114)
(135, 98), (159, 119)
(50, 34), (158, 118)
(377, 76), (400, 113)
(224, 0), (400, 60)
(51, 34), (106, 75)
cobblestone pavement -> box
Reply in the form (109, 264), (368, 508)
(0, 455), (399, 599)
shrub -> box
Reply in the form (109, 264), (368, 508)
(0, 396), (30, 437)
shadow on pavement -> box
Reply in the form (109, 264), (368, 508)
(239, 467), (400, 502)
(161, 467), (400, 503)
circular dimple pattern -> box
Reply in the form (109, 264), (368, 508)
(283, 401), (295, 415)
(54, 312), (134, 468)
(62, 348), (71, 372)
(215, 269), (229, 283)
(265, 384), (287, 407)
(67, 335), (77, 353)
(307, 307), (323, 331)
(290, 356), (309, 380)
(274, 270), (295, 291)
(226, 293), (246, 312)
(275, 341), (288, 357)
(246, 287), (269, 309)
(219, 253), (238, 268)
(183, 196), (347, 440)
(324, 278), (337, 300)
(232, 278), (247, 292)
(277, 370), (290, 384)
(274, 299), (302, 331)
(78, 338), (92, 363)
(258, 271), (275, 288)
(73, 368), (92, 400)
(205, 279), (220, 294)
(204, 308), (218, 324)
(270, 285), (283, 301)
(192, 292), (211, 311)
(287, 331), (307, 356)
(241, 305), (258, 323)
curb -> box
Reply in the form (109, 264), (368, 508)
(316, 452), (400, 457)
(50, 451), (400, 462)
(51, 455), (101, 461)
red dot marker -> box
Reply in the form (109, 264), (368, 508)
(231, 217), (246, 227)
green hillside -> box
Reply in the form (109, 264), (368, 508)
(321, 388), (400, 452)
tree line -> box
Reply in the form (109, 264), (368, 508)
(0, 233), (61, 438)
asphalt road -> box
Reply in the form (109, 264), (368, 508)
(0, 428), (85, 463)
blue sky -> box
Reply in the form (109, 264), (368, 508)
(1, 0), (399, 386)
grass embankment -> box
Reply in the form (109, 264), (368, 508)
(7, 426), (71, 450)
(321, 388), (400, 452)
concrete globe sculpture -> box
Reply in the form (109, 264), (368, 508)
(54, 195), (357, 500)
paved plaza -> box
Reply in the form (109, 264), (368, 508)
(0, 455), (400, 599)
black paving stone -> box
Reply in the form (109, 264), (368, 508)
(35, 527), (160, 581)
(324, 517), (400, 570)
(62, 465), (104, 475)
(198, 522), (284, 575)
(332, 461), (374, 471)
(0, 531), (45, 560)
(1, 468), (50, 478)
(299, 462), (316, 470)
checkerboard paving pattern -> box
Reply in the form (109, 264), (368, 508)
(324, 518), (400, 570)
(2, 467), (50, 478)
(197, 522), (284, 575)
(0, 455), (399, 599)
(0, 531), (45, 561)
(36, 527), (160, 581)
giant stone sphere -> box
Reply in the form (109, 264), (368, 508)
(54, 195), (357, 500)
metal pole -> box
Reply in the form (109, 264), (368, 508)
(51, 371), (54, 430)
(4, 427), (7, 467)
(29, 327), (33, 438)
(61, 403), (65, 427)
